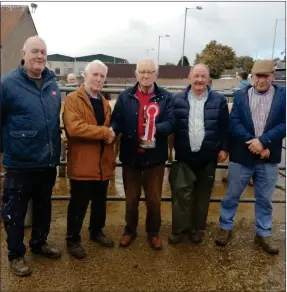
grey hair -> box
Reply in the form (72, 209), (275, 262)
(136, 58), (159, 72)
(84, 60), (108, 75)
(189, 63), (210, 75)
(22, 35), (46, 51)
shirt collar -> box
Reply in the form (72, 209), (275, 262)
(138, 83), (154, 94)
(189, 87), (208, 100)
(252, 85), (274, 96)
(86, 90), (101, 100)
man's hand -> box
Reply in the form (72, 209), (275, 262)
(246, 138), (264, 154)
(105, 127), (115, 144)
(218, 150), (228, 163)
(260, 148), (270, 159)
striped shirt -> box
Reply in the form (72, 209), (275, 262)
(188, 89), (208, 152)
(248, 86), (274, 137)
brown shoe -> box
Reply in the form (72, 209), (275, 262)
(10, 257), (32, 277)
(215, 229), (232, 246)
(149, 235), (162, 250)
(31, 244), (61, 259)
(255, 235), (279, 255)
(119, 235), (136, 247)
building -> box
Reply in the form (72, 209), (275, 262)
(47, 53), (129, 77)
(1, 5), (38, 74)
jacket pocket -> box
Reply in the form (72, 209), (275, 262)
(9, 130), (38, 138)
(7, 130), (40, 162)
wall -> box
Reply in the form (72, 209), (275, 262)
(1, 9), (37, 74)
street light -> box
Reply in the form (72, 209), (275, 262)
(146, 48), (155, 56)
(157, 34), (170, 64)
(271, 18), (285, 59)
(181, 6), (202, 66)
(30, 3), (38, 13)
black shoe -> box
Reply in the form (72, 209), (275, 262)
(67, 242), (86, 259)
(31, 244), (61, 259)
(190, 230), (202, 244)
(255, 235), (279, 255)
(90, 231), (114, 247)
(168, 233), (184, 244)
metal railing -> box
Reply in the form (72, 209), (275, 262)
(0, 86), (285, 204)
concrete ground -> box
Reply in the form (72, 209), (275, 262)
(0, 169), (286, 292)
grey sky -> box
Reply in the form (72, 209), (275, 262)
(4, 1), (286, 64)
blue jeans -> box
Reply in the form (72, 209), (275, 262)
(219, 161), (278, 237)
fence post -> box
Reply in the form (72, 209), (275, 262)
(58, 142), (66, 177)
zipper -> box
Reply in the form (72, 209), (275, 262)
(39, 78), (55, 165)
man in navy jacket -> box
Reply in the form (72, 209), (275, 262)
(169, 64), (229, 244)
(215, 60), (286, 255)
(110, 58), (173, 250)
(1, 36), (62, 276)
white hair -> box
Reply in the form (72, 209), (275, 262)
(136, 58), (159, 72)
(67, 73), (76, 79)
(189, 63), (210, 75)
(84, 60), (108, 75)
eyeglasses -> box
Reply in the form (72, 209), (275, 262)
(138, 70), (156, 76)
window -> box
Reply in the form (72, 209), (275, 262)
(68, 68), (73, 74)
(55, 68), (60, 75)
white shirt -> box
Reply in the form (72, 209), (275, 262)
(188, 89), (208, 152)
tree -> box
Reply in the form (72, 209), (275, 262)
(177, 56), (190, 66)
(194, 40), (236, 78)
(165, 62), (176, 66)
(235, 56), (254, 73)
(274, 57), (281, 63)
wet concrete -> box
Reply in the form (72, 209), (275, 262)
(0, 168), (286, 292)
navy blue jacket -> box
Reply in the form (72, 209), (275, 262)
(172, 85), (229, 162)
(110, 82), (173, 167)
(229, 84), (286, 166)
(0, 63), (61, 169)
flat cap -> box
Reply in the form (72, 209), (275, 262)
(251, 60), (275, 74)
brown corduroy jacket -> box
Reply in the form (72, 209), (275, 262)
(63, 85), (115, 181)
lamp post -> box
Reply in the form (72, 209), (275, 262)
(157, 34), (170, 64)
(30, 3), (38, 13)
(146, 48), (155, 56)
(181, 6), (202, 66)
(272, 18), (285, 59)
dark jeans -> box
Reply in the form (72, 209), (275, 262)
(1, 168), (57, 261)
(170, 160), (216, 234)
(66, 180), (109, 244)
(122, 153), (165, 237)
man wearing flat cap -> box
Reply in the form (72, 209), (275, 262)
(215, 60), (286, 255)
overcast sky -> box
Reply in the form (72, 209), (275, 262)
(4, 1), (286, 64)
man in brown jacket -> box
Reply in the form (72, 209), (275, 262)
(63, 60), (115, 259)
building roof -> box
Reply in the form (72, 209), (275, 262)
(1, 5), (37, 46)
(106, 64), (190, 79)
(75, 54), (128, 64)
(47, 53), (129, 64)
(47, 54), (75, 62)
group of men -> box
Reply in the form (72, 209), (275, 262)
(0, 36), (285, 277)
